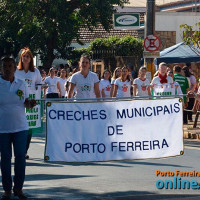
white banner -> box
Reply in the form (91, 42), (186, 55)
(45, 98), (183, 162)
(26, 87), (41, 129)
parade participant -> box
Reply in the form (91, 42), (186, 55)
(68, 54), (100, 99)
(99, 69), (112, 98)
(173, 65), (189, 124)
(112, 66), (132, 98)
(110, 67), (122, 97)
(15, 47), (42, 159)
(0, 56), (36, 200)
(44, 67), (62, 98)
(41, 69), (46, 84)
(182, 66), (196, 122)
(133, 66), (150, 97)
(151, 62), (173, 85)
(59, 69), (67, 98)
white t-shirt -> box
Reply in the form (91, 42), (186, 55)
(15, 67), (42, 92)
(0, 76), (29, 133)
(111, 78), (115, 85)
(99, 79), (111, 98)
(70, 71), (99, 99)
(151, 76), (173, 85)
(59, 77), (67, 97)
(133, 78), (150, 96)
(45, 76), (60, 94)
(114, 78), (131, 97)
(174, 81), (183, 95)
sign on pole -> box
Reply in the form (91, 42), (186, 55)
(114, 13), (140, 30)
(144, 35), (161, 52)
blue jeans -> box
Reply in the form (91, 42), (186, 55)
(0, 130), (28, 191)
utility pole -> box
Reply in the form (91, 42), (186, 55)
(145, 0), (156, 79)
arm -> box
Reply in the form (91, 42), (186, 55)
(67, 83), (75, 98)
(57, 81), (62, 98)
(94, 82), (101, 98)
(133, 84), (137, 96)
(112, 85), (118, 97)
(110, 84), (114, 97)
(101, 89), (105, 98)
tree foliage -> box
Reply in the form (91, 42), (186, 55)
(68, 35), (143, 63)
(180, 23), (200, 55)
(0, 0), (129, 68)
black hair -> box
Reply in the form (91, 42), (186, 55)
(173, 65), (182, 73)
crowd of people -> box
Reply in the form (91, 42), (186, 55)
(0, 48), (199, 200)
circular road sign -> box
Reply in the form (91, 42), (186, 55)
(144, 35), (161, 52)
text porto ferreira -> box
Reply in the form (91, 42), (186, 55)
(48, 102), (181, 154)
(156, 170), (200, 190)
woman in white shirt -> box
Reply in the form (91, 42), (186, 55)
(112, 66), (132, 98)
(0, 56), (36, 199)
(133, 66), (151, 97)
(110, 67), (122, 97)
(99, 70), (112, 98)
(59, 69), (67, 98)
(44, 67), (61, 98)
(68, 54), (100, 99)
(15, 47), (42, 159)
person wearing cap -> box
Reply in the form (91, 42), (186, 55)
(15, 47), (42, 159)
(0, 56), (36, 200)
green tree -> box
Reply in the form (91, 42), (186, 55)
(180, 23), (200, 55)
(0, 0), (129, 68)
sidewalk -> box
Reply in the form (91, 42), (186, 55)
(183, 115), (200, 140)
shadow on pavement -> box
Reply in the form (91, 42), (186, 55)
(25, 174), (94, 181)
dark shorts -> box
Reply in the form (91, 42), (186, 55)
(46, 93), (59, 98)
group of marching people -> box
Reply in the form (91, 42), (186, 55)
(0, 47), (199, 200)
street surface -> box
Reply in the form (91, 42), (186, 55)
(1, 131), (200, 199)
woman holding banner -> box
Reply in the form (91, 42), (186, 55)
(112, 66), (132, 98)
(68, 54), (100, 99)
(0, 56), (36, 200)
(133, 66), (150, 97)
(15, 47), (42, 159)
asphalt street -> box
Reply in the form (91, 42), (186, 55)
(1, 131), (200, 200)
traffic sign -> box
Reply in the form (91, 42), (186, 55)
(144, 35), (161, 52)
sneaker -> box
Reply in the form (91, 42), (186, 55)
(13, 189), (27, 200)
(1, 191), (11, 200)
